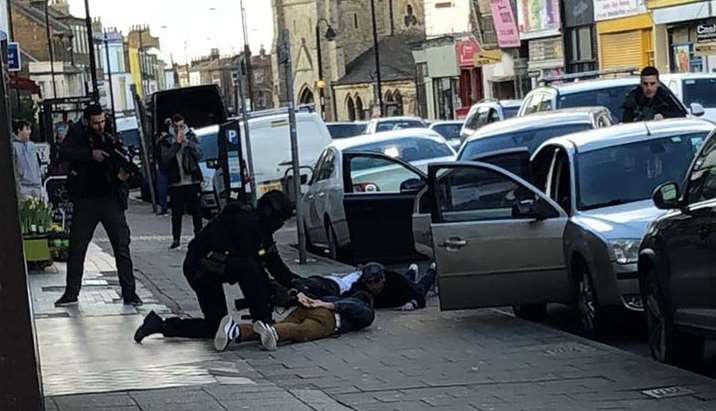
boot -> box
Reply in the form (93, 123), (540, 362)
(134, 311), (165, 343)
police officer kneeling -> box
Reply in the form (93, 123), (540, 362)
(134, 190), (300, 342)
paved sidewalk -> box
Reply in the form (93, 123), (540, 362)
(35, 201), (716, 410)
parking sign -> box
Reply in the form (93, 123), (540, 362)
(8, 42), (20, 72)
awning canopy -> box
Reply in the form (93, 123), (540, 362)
(9, 75), (41, 94)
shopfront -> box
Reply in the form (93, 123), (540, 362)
(594, 0), (653, 70)
(455, 36), (484, 118)
(650, 0), (716, 73)
(411, 37), (461, 120)
(562, 0), (597, 73)
(516, 0), (565, 82)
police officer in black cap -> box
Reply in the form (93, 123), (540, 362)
(134, 190), (301, 343)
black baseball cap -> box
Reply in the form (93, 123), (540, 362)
(360, 262), (385, 283)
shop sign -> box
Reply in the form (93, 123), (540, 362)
(473, 49), (503, 66)
(695, 42), (716, 56)
(455, 36), (480, 67)
(563, 0), (595, 27)
(594, 0), (646, 21)
(528, 36), (564, 62)
(490, 0), (521, 48)
(516, 0), (561, 39)
(697, 20), (716, 44)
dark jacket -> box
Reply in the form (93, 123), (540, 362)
(622, 86), (685, 123)
(322, 295), (375, 334)
(345, 270), (426, 309)
(159, 127), (203, 185)
(186, 203), (299, 288)
(59, 124), (129, 205)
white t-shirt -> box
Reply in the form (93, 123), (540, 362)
(325, 271), (361, 294)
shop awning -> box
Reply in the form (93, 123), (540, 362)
(9, 75), (40, 94)
(653, 0), (716, 24)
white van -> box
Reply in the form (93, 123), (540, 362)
(210, 111), (333, 209)
(661, 73), (716, 122)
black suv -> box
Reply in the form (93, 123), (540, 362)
(639, 129), (716, 365)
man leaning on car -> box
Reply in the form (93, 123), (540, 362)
(622, 66), (684, 123)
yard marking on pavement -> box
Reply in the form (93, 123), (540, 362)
(642, 386), (696, 399)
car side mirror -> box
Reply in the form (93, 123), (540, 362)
(513, 197), (556, 220)
(653, 182), (680, 210)
(400, 178), (426, 192)
(206, 159), (220, 169)
(690, 103), (705, 117)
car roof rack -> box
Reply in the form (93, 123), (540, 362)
(540, 67), (639, 85)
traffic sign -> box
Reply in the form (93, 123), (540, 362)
(8, 42), (20, 72)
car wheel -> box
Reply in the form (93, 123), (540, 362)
(513, 303), (547, 322)
(326, 222), (340, 261)
(303, 222), (314, 252)
(574, 262), (605, 337)
(642, 267), (704, 365)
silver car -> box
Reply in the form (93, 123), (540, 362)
(460, 99), (522, 141)
(364, 116), (428, 134)
(301, 128), (455, 262)
(414, 118), (714, 335)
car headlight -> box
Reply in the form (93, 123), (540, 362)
(609, 239), (640, 264)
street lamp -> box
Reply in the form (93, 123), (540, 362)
(103, 31), (117, 133)
(84, 0), (100, 101)
(315, 18), (336, 120)
(369, 0), (384, 116)
(44, 1), (58, 98)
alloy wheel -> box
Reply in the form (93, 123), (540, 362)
(645, 280), (667, 362)
(578, 269), (597, 333)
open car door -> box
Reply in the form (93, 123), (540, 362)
(342, 151), (427, 264)
(411, 148), (533, 259)
(428, 161), (572, 311)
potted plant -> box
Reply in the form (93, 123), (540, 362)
(20, 197), (53, 267)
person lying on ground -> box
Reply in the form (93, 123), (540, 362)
(292, 262), (436, 311)
(214, 291), (375, 351)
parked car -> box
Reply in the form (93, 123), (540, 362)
(460, 99), (521, 141)
(429, 120), (463, 150)
(327, 121), (368, 139)
(195, 125), (220, 218)
(458, 107), (613, 160)
(301, 129), (455, 262)
(516, 77), (698, 122)
(208, 111), (333, 209)
(638, 127), (716, 365)
(661, 73), (716, 122)
(412, 118), (714, 335)
(364, 116), (428, 134)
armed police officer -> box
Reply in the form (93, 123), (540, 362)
(134, 190), (302, 343)
(622, 66), (685, 123)
(55, 103), (142, 307)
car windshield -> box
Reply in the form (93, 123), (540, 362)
(197, 131), (218, 160)
(558, 85), (634, 122)
(683, 78), (716, 108)
(328, 123), (365, 138)
(431, 124), (462, 139)
(376, 119), (426, 132)
(502, 106), (519, 119)
(348, 137), (453, 169)
(577, 132), (708, 211)
(459, 123), (592, 160)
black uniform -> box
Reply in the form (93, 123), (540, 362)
(622, 86), (685, 123)
(161, 200), (300, 339)
(59, 124), (138, 302)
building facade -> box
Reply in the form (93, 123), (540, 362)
(271, 0), (425, 121)
(97, 28), (135, 116)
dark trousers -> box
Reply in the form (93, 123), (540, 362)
(169, 184), (202, 242)
(156, 169), (169, 212)
(66, 196), (135, 298)
(162, 252), (273, 339)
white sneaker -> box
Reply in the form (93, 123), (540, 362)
(253, 321), (278, 351)
(214, 315), (240, 352)
(408, 263), (419, 282)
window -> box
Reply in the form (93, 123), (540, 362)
(566, 25), (596, 73)
(523, 93), (544, 114)
(198, 131), (219, 160)
(487, 109), (501, 123)
(435, 166), (536, 222)
(348, 137), (453, 162)
(548, 149), (572, 214)
(431, 124), (462, 140)
(348, 156), (423, 193)
(317, 150), (336, 181)
(354, 13), (359, 29)
(559, 85), (635, 122)
(683, 78), (716, 108)
(687, 135), (716, 204)
(310, 150), (328, 184)
(347, 95), (356, 121)
(578, 132), (708, 210)
(375, 119), (425, 132)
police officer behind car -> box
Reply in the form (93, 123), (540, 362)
(133, 190), (301, 342)
(55, 103), (142, 307)
(622, 66), (685, 123)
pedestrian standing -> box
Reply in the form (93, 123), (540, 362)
(12, 119), (43, 201)
(160, 114), (203, 249)
(55, 103), (142, 307)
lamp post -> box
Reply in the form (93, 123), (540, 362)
(44, 1), (58, 98)
(239, 0), (255, 111)
(84, 0), (99, 101)
(103, 31), (117, 132)
(369, 0), (384, 116)
(315, 18), (336, 120)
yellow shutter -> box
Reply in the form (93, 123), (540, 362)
(601, 30), (645, 70)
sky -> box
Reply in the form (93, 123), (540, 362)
(68, 0), (274, 64)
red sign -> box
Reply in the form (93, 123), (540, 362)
(455, 37), (480, 68)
